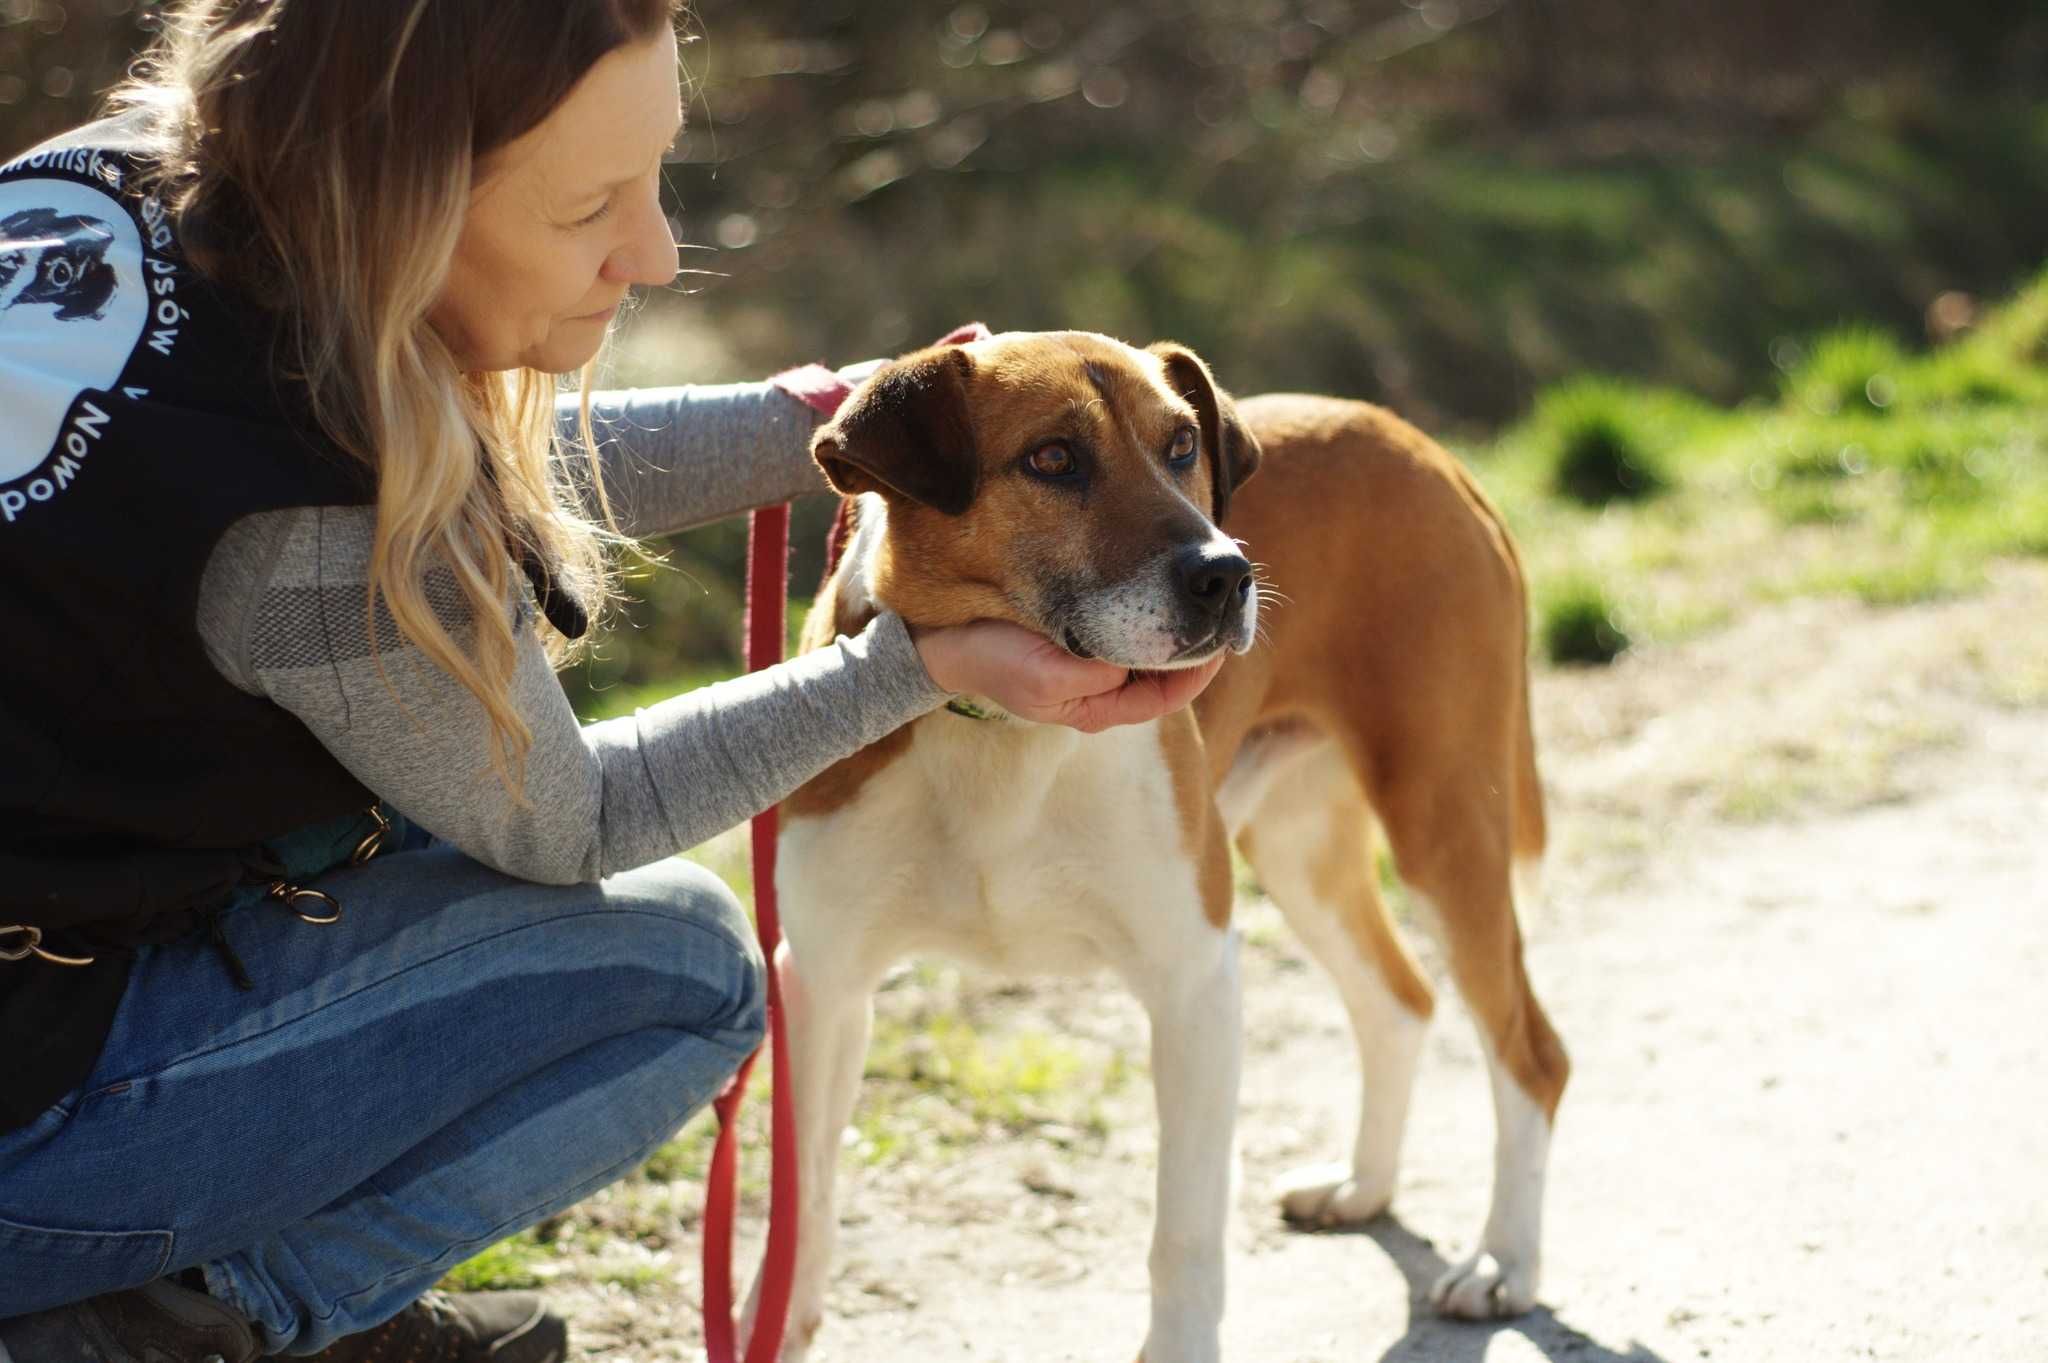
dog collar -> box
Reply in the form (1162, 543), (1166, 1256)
(945, 697), (1002, 722)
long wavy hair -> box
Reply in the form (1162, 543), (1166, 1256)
(106, 0), (681, 798)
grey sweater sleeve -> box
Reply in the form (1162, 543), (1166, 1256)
(197, 505), (946, 883)
(562, 381), (838, 539)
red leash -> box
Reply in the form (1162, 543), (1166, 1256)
(701, 325), (992, 1361)
(701, 500), (798, 1363)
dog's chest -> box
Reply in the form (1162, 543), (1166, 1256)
(777, 715), (1199, 977)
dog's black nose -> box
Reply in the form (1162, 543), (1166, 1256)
(1175, 546), (1253, 620)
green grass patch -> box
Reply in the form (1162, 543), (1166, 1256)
(440, 1234), (548, 1292)
(592, 1259), (668, 1294)
(1782, 326), (1911, 417)
(866, 1012), (1089, 1128)
(1537, 575), (1632, 665)
(1528, 378), (1675, 506)
(1470, 265), (2048, 658)
(849, 1005), (1129, 1166)
(1788, 545), (1988, 606)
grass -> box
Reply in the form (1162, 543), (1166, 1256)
(855, 1003), (1128, 1165)
(440, 1237), (549, 1292)
(1712, 713), (1967, 823)
(1538, 574), (1633, 665)
(1528, 379), (1678, 506)
(1782, 326), (1912, 416)
(1482, 265), (2048, 664)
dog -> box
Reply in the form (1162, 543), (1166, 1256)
(745, 331), (1568, 1361)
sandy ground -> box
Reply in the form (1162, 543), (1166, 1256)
(556, 563), (2048, 1363)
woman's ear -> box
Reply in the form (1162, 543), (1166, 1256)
(811, 346), (979, 515)
(1149, 341), (1262, 523)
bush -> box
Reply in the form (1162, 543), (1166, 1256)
(1532, 379), (1670, 506)
(1784, 326), (1909, 416)
(1539, 577), (1631, 665)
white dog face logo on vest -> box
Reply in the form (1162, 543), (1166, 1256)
(0, 177), (149, 485)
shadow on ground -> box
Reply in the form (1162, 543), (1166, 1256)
(1318, 1218), (1671, 1363)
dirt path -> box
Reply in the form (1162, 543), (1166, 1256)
(559, 565), (2048, 1363)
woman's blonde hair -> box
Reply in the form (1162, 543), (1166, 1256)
(107, 0), (681, 798)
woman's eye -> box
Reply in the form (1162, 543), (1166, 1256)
(1168, 425), (1198, 465)
(1026, 443), (1077, 478)
(572, 198), (615, 228)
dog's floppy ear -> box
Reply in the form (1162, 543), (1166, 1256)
(1149, 341), (1262, 523)
(812, 346), (979, 515)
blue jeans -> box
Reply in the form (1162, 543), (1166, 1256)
(0, 825), (766, 1354)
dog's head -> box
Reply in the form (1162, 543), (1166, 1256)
(0, 209), (119, 322)
(813, 330), (1263, 670)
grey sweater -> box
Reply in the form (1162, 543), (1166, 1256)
(194, 380), (947, 884)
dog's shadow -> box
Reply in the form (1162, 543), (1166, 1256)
(1331, 1217), (1672, 1363)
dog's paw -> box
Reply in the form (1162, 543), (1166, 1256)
(1428, 1250), (1537, 1319)
(1275, 1161), (1393, 1228)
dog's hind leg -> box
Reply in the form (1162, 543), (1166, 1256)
(739, 942), (879, 1363)
(1124, 921), (1242, 1363)
(1368, 753), (1567, 1320)
(1236, 742), (1435, 1229)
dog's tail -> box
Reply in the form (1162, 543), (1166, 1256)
(1497, 518), (1548, 873)
(1513, 678), (1547, 864)
(1449, 457), (1550, 875)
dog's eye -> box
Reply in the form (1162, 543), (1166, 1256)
(44, 257), (76, 289)
(1025, 443), (1077, 479)
(1167, 425), (1198, 466)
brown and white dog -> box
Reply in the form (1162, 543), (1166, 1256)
(744, 331), (1568, 1361)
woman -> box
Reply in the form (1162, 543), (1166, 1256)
(0, 4), (1223, 1362)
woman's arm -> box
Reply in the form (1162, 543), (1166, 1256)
(561, 380), (837, 540)
(198, 505), (948, 883)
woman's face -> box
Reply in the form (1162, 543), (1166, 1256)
(430, 28), (683, 374)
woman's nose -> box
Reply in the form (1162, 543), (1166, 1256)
(603, 180), (679, 290)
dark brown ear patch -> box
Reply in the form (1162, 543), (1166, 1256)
(812, 347), (979, 515)
(1149, 341), (1262, 523)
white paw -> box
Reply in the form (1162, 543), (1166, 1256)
(1429, 1250), (1538, 1319)
(1276, 1161), (1394, 1228)
(1138, 1325), (1221, 1363)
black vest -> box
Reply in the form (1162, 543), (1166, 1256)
(1, 122), (378, 1127)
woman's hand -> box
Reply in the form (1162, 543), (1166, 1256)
(910, 619), (1227, 734)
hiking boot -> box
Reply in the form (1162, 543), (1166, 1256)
(274, 1293), (565, 1363)
(0, 1278), (260, 1363)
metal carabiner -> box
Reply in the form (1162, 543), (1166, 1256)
(350, 803), (392, 867)
(267, 881), (342, 925)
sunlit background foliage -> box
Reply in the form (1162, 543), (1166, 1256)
(5, 1), (2045, 697)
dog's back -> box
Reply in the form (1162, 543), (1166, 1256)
(1195, 392), (1546, 866)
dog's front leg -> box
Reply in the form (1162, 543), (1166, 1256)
(1134, 926), (1243, 1363)
(739, 942), (876, 1363)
